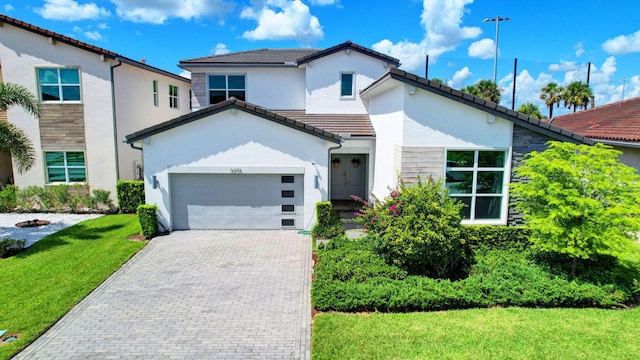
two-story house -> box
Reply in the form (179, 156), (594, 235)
(0, 14), (191, 198)
(126, 41), (592, 231)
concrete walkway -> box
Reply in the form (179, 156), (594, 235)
(15, 230), (312, 360)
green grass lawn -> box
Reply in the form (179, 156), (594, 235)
(0, 214), (146, 359)
(312, 307), (640, 359)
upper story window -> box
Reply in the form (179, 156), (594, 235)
(208, 75), (245, 104)
(37, 68), (81, 102)
(45, 151), (86, 183)
(340, 72), (354, 98)
(445, 150), (508, 223)
(152, 80), (158, 107)
(169, 85), (179, 109)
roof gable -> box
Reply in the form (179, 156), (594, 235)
(362, 68), (594, 145)
(551, 97), (640, 142)
(126, 98), (342, 144)
(297, 41), (400, 67)
(0, 14), (189, 84)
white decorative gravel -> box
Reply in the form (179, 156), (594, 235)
(0, 213), (103, 247)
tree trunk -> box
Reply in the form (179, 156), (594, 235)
(570, 257), (577, 277)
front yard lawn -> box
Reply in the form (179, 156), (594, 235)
(312, 307), (640, 359)
(0, 214), (146, 359)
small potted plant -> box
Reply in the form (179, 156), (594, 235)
(351, 158), (360, 168)
(332, 158), (341, 168)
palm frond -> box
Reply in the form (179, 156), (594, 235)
(0, 82), (41, 118)
(0, 120), (36, 173)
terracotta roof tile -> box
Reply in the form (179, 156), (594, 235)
(551, 97), (640, 142)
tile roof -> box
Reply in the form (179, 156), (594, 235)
(125, 98), (342, 144)
(179, 48), (320, 66)
(550, 96), (640, 142)
(361, 68), (594, 145)
(178, 41), (400, 68)
(273, 110), (375, 137)
(0, 14), (189, 83)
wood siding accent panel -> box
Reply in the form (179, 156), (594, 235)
(191, 72), (206, 110)
(39, 103), (86, 150)
(399, 146), (445, 185)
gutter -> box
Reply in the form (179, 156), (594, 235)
(110, 59), (122, 180)
(594, 139), (640, 149)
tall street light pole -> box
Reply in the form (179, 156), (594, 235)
(483, 16), (509, 83)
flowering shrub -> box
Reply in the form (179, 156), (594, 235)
(354, 177), (470, 279)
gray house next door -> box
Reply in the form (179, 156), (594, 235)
(330, 154), (366, 200)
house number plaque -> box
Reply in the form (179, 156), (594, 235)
(230, 168), (243, 174)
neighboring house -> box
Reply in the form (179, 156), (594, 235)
(0, 14), (191, 197)
(126, 41), (593, 231)
(550, 96), (640, 170)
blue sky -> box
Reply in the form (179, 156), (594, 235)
(3, 0), (640, 116)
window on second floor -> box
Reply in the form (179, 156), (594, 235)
(37, 68), (81, 102)
(152, 80), (158, 107)
(208, 75), (245, 104)
(169, 85), (179, 109)
(340, 72), (354, 98)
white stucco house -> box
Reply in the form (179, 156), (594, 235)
(126, 41), (593, 231)
(0, 14), (192, 198)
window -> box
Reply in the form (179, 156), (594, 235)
(169, 85), (179, 109)
(37, 68), (81, 102)
(340, 72), (354, 97)
(208, 75), (245, 104)
(282, 190), (295, 198)
(281, 219), (295, 227)
(282, 205), (295, 213)
(45, 151), (86, 183)
(445, 150), (507, 222)
(152, 80), (158, 107)
(281, 175), (294, 184)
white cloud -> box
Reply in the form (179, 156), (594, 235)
(499, 69), (554, 113)
(179, 70), (192, 79)
(97, 22), (109, 29)
(111, 0), (234, 24)
(84, 30), (105, 41)
(211, 43), (231, 55)
(35, 0), (111, 21)
(548, 61), (578, 72)
(574, 42), (584, 57)
(241, 0), (323, 43)
(448, 66), (472, 88)
(372, 0), (481, 73)
(309, 0), (337, 5)
(467, 38), (494, 59)
(602, 29), (640, 55)
(4, 4), (14, 12)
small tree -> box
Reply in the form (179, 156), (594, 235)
(511, 142), (640, 275)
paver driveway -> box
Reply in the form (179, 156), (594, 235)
(15, 230), (312, 360)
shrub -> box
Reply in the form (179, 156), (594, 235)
(311, 201), (344, 239)
(0, 185), (17, 212)
(137, 204), (157, 239)
(117, 180), (145, 213)
(91, 189), (115, 212)
(0, 238), (26, 258)
(356, 177), (469, 279)
(16, 185), (48, 211)
(462, 225), (531, 250)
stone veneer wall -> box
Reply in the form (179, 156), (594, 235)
(398, 146), (445, 185)
(190, 73), (206, 110)
(39, 104), (85, 150)
(508, 125), (553, 225)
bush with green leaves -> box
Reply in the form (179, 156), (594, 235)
(0, 184), (113, 213)
(117, 180), (145, 213)
(0, 184), (17, 212)
(511, 142), (640, 275)
(462, 225), (530, 250)
(0, 237), (26, 258)
(311, 201), (344, 239)
(137, 204), (157, 239)
(356, 177), (469, 279)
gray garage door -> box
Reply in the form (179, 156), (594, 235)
(170, 173), (304, 230)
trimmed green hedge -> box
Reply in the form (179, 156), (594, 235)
(137, 204), (157, 239)
(462, 225), (531, 249)
(117, 180), (145, 213)
(311, 201), (344, 239)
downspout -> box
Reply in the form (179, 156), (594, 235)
(129, 143), (143, 151)
(110, 58), (123, 180)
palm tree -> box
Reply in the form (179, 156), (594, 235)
(562, 81), (593, 112)
(517, 103), (544, 119)
(0, 82), (40, 173)
(539, 82), (563, 118)
(462, 80), (500, 103)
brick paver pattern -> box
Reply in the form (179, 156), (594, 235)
(15, 230), (312, 359)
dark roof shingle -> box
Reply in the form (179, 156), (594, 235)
(274, 110), (374, 137)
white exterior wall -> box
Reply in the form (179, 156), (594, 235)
(189, 67), (306, 111)
(113, 64), (191, 180)
(305, 51), (391, 114)
(0, 24), (117, 195)
(142, 110), (333, 230)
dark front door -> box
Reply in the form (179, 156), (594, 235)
(330, 154), (366, 200)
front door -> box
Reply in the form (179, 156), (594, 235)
(330, 154), (366, 200)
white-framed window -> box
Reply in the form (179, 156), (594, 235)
(169, 84), (179, 109)
(208, 75), (246, 104)
(44, 151), (86, 183)
(340, 72), (355, 98)
(152, 80), (158, 107)
(445, 149), (509, 223)
(37, 67), (81, 102)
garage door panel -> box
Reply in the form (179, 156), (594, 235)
(170, 173), (303, 230)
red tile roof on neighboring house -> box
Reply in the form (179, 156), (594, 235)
(0, 14), (190, 83)
(550, 97), (640, 142)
